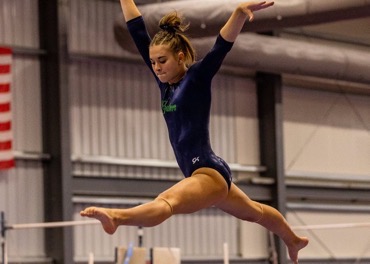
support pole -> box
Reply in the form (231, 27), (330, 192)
(137, 203), (143, 248)
(256, 72), (287, 263)
(39, 0), (73, 263)
(138, 226), (143, 247)
(1, 212), (6, 264)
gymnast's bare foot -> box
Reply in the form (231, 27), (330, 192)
(287, 236), (309, 264)
(80, 207), (118, 235)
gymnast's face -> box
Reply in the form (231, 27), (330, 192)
(150, 44), (186, 84)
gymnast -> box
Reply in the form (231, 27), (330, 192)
(80, 0), (308, 263)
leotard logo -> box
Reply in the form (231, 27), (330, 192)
(161, 100), (177, 114)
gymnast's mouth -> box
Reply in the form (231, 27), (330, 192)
(157, 70), (168, 75)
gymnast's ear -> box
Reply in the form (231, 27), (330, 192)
(177, 51), (185, 63)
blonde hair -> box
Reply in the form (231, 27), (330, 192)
(150, 12), (196, 66)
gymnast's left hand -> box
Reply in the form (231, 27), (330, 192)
(238, 1), (274, 22)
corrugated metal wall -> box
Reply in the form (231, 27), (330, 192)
(12, 56), (42, 152)
(70, 60), (177, 166)
(0, 0), (45, 261)
(0, 162), (45, 260)
(0, 0), (39, 48)
(69, 0), (124, 56)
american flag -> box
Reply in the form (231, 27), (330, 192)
(0, 47), (14, 170)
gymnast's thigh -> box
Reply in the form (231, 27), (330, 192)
(215, 183), (262, 221)
(157, 168), (229, 215)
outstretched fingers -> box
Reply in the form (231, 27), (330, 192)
(243, 1), (275, 21)
(251, 1), (275, 11)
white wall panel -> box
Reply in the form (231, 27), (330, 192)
(284, 86), (370, 177)
(0, 0), (39, 48)
(69, 0), (126, 56)
(0, 161), (45, 261)
(145, 208), (238, 258)
(70, 60), (167, 159)
(240, 221), (269, 259)
(12, 56), (42, 152)
(234, 77), (260, 166)
(211, 74), (260, 168)
(288, 211), (370, 260)
(70, 58), (183, 179)
(211, 75), (237, 162)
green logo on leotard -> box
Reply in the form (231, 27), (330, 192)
(161, 100), (177, 114)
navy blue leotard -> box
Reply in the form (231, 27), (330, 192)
(127, 16), (233, 188)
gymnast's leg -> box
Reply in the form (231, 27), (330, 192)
(215, 183), (308, 264)
(80, 168), (228, 234)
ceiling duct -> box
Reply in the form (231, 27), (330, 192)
(195, 33), (370, 84)
(114, 0), (370, 52)
(114, 0), (370, 84)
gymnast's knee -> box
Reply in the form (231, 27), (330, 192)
(251, 202), (264, 223)
(239, 201), (264, 223)
(155, 195), (174, 215)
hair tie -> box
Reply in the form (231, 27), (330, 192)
(160, 24), (176, 33)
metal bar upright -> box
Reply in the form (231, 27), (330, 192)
(38, 0), (73, 263)
(256, 72), (287, 263)
(1, 211), (5, 264)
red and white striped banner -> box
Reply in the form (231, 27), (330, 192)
(0, 47), (15, 170)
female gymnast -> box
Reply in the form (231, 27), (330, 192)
(81, 1), (309, 262)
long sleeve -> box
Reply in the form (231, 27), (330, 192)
(126, 16), (155, 74)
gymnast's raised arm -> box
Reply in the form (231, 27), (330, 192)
(220, 1), (274, 43)
(119, 0), (141, 22)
